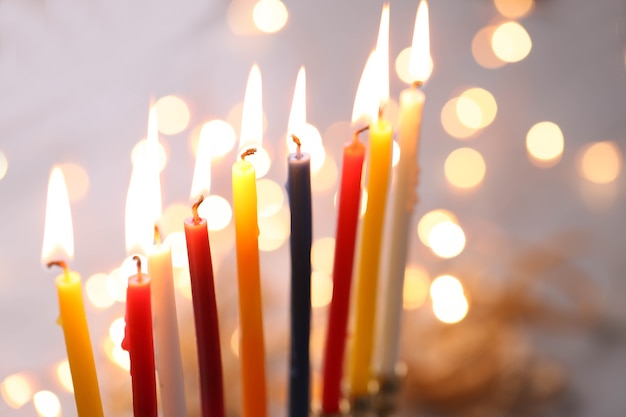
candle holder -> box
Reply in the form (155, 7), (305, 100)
(372, 363), (408, 416)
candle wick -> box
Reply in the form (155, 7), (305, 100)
(133, 255), (143, 282)
(192, 194), (204, 224)
(241, 148), (257, 161)
(353, 125), (370, 143)
(411, 80), (424, 89)
(47, 260), (70, 281)
(154, 225), (161, 245)
(291, 134), (302, 159)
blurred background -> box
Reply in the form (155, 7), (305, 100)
(0, 0), (625, 416)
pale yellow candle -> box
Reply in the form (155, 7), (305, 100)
(42, 167), (103, 417)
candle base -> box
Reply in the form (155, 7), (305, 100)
(372, 364), (407, 416)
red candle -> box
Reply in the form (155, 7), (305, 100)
(321, 130), (366, 413)
(122, 256), (157, 417)
(184, 196), (225, 417)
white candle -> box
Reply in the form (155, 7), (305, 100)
(379, 0), (430, 378)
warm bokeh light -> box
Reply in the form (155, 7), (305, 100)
(195, 120), (237, 160)
(230, 328), (239, 357)
(441, 98), (479, 139)
(491, 21), (532, 63)
(352, 51), (380, 126)
(172, 267), (192, 298)
(375, 4), (390, 105)
(1, 373), (33, 409)
(297, 124), (327, 173)
(444, 147), (486, 189)
(124, 166), (155, 256)
(164, 232), (189, 268)
(41, 167), (74, 264)
(403, 265), (430, 309)
(391, 140), (401, 167)
(311, 237), (335, 276)
(0, 150), (7, 181)
(257, 179), (285, 218)
(58, 163), (89, 202)
(155, 95), (190, 135)
(578, 141), (623, 184)
(409, 0), (431, 83)
(109, 341), (131, 371)
(494, 0), (534, 19)
(472, 25), (506, 69)
(33, 390), (61, 417)
(526, 121), (564, 166)
(428, 221), (466, 258)
(311, 152), (338, 193)
(240, 64), (263, 151)
(253, 0), (288, 33)
(120, 254), (148, 280)
(227, 0), (258, 36)
(198, 195), (233, 231)
(85, 273), (116, 308)
(131, 139), (167, 173)
(109, 317), (126, 347)
(456, 96), (483, 129)
(459, 87), (497, 129)
(395, 47), (434, 85)
(258, 207), (290, 251)
(430, 275), (469, 324)
(162, 203), (188, 236)
(106, 268), (126, 302)
(417, 209), (458, 247)
(287, 66), (307, 152)
(311, 271), (333, 308)
(55, 360), (73, 393)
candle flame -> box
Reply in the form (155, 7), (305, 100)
(125, 166), (154, 256)
(41, 167), (74, 265)
(146, 105), (163, 224)
(410, 0), (431, 83)
(190, 124), (212, 201)
(239, 64), (263, 153)
(351, 51), (380, 126)
(287, 66), (306, 154)
(375, 3), (390, 106)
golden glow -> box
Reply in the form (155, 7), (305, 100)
(110, 342), (131, 371)
(41, 167), (74, 265)
(301, 124), (327, 173)
(109, 317), (126, 346)
(59, 163), (89, 202)
(124, 166), (155, 255)
(526, 121), (564, 166)
(197, 120), (237, 160)
(253, 0), (288, 33)
(240, 64), (263, 151)
(444, 147), (486, 189)
(311, 152), (338, 193)
(491, 21), (532, 63)
(417, 209), (458, 247)
(227, 0), (258, 36)
(230, 328), (240, 357)
(162, 203), (188, 236)
(578, 141), (623, 184)
(33, 390), (61, 417)
(190, 126), (213, 201)
(359, 189), (368, 218)
(392, 140), (401, 167)
(164, 232), (189, 268)
(106, 268), (126, 303)
(258, 207), (290, 251)
(287, 66), (307, 153)
(1, 373), (33, 409)
(311, 237), (336, 275)
(155, 95), (190, 135)
(352, 51), (380, 126)
(441, 98), (479, 139)
(56, 360), (73, 393)
(85, 273), (116, 308)
(402, 265), (430, 309)
(459, 88), (497, 129)
(456, 96), (483, 129)
(375, 4), (390, 105)
(409, 0), (431, 83)
(131, 139), (167, 173)
(198, 195), (233, 231)
(311, 271), (333, 308)
(428, 221), (466, 258)
(395, 47), (434, 85)
(430, 275), (469, 324)
(257, 179), (285, 218)
(472, 25), (506, 69)
(494, 0), (534, 19)
(0, 150), (7, 181)
(174, 267), (192, 299)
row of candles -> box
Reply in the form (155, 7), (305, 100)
(39, 1), (431, 416)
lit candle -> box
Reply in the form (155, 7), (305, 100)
(286, 134), (312, 417)
(349, 3), (393, 399)
(379, 0), (431, 378)
(186, 132), (225, 417)
(320, 51), (379, 414)
(232, 64), (267, 417)
(42, 167), (104, 417)
(122, 256), (158, 417)
(145, 105), (187, 417)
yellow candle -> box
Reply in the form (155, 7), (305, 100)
(348, 118), (393, 397)
(42, 167), (103, 417)
(232, 149), (267, 417)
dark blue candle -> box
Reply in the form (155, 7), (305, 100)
(286, 136), (313, 417)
